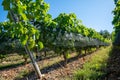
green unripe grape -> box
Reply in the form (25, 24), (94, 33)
(65, 52), (70, 59)
(24, 28), (28, 34)
(30, 27), (36, 34)
(38, 41), (44, 50)
(28, 37), (35, 49)
(21, 35), (28, 45)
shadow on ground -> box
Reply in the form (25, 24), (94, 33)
(103, 46), (120, 80)
(0, 54), (58, 71)
(14, 52), (92, 80)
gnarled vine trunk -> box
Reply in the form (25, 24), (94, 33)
(63, 52), (68, 67)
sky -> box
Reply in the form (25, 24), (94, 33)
(0, 0), (115, 33)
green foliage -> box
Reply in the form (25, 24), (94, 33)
(112, 0), (120, 46)
(112, 0), (120, 34)
(28, 37), (35, 49)
(54, 13), (76, 33)
(111, 31), (115, 41)
(2, 0), (10, 10)
(1, 0), (111, 68)
(38, 41), (44, 50)
(20, 35), (28, 45)
(2, 0), (51, 50)
(99, 30), (111, 39)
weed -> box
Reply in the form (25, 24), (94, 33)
(74, 46), (111, 80)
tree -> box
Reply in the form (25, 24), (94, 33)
(99, 30), (111, 39)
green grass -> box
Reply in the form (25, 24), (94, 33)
(74, 46), (111, 80)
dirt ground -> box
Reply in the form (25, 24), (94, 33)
(1, 46), (120, 80)
(0, 51), (93, 80)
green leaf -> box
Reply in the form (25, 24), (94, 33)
(21, 13), (28, 21)
(30, 27), (36, 34)
(18, 23), (24, 34)
(38, 41), (44, 50)
(20, 35), (28, 45)
(2, 0), (10, 10)
(11, 33), (14, 38)
(0, 28), (1, 33)
(24, 27), (28, 34)
(35, 30), (40, 39)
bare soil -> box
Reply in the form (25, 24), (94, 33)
(0, 51), (93, 80)
(1, 47), (118, 80)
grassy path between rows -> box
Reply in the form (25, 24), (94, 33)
(73, 46), (111, 80)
